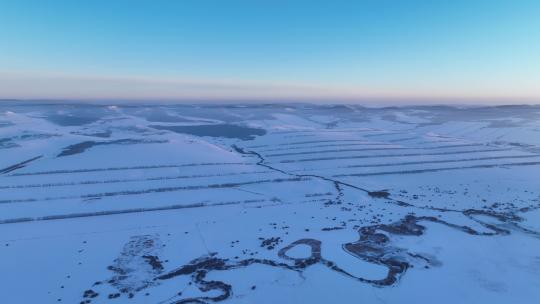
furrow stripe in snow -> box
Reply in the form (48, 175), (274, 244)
(0, 155), (43, 174)
(0, 199), (268, 225)
(386, 136), (419, 143)
(0, 177), (310, 204)
(286, 155), (540, 173)
(266, 147), (411, 157)
(264, 144), (490, 157)
(278, 148), (511, 163)
(339, 154), (540, 169)
(9, 162), (254, 177)
(0, 170), (272, 189)
(245, 139), (393, 148)
(257, 142), (398, 152)
(333, 161), (540, 177)
(257, 143), (483, 153)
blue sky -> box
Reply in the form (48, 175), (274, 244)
(1, 0), (539, 103)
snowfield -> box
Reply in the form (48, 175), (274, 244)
(1, 102), (539, 304)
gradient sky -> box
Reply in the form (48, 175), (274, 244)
(1, 0), (540, 103)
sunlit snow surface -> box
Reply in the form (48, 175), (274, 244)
(1, 103), (540, 304)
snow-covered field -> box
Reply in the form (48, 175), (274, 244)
(1, 102), (539, 304)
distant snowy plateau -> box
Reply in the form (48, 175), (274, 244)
(1, 103), (540, 304)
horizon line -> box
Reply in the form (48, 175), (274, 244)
(2, 98), (540, 108)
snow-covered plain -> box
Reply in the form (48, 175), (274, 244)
(1, 103), (539, 304)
